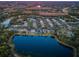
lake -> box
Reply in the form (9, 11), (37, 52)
(13, 35), (73, 57)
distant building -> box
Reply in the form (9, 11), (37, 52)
(62, 7), (69, 13)
(25, 5), (68, 16)
(69, 7), (79, 15)
(4, 7), (16, 13)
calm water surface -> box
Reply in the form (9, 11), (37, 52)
(13, 35), (73, 57)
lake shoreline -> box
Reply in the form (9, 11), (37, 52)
(11, 34), (74, 57)
(54, 36), (76, 57)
